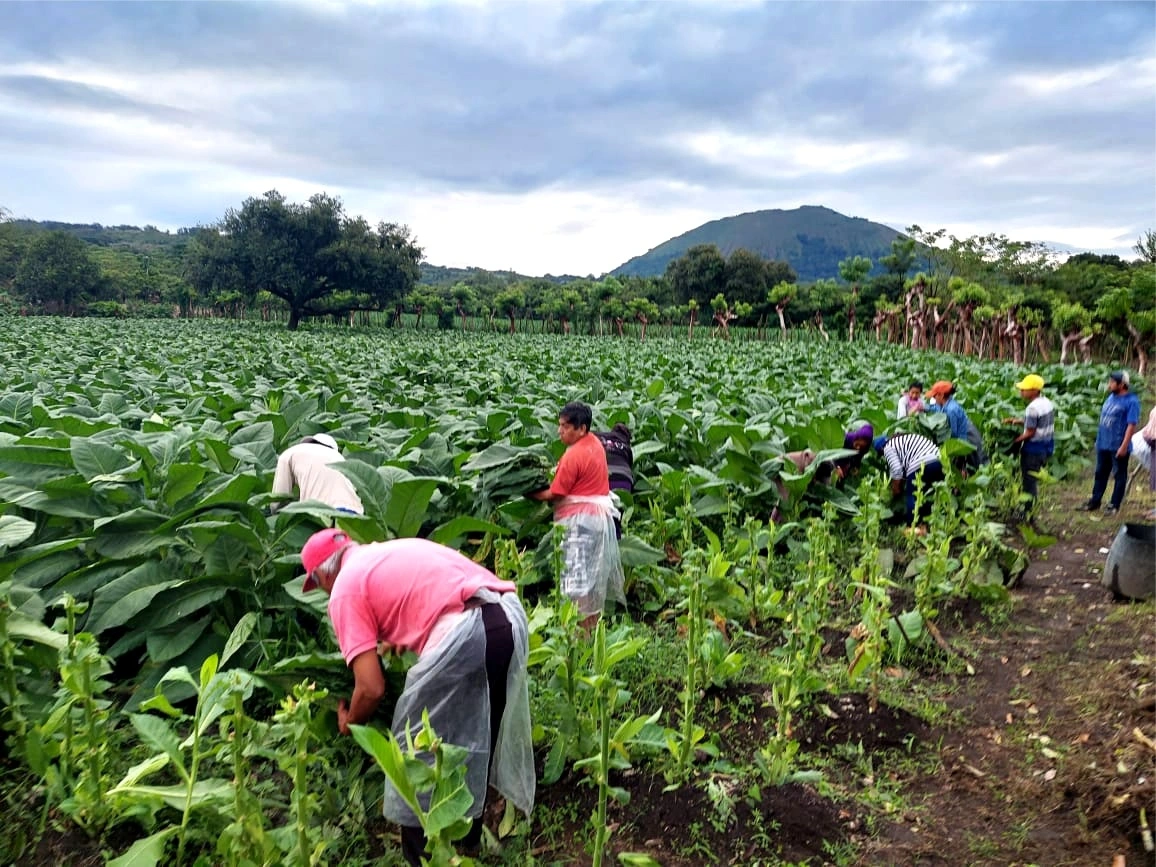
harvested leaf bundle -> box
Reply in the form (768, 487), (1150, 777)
(462, 441), (554, 517)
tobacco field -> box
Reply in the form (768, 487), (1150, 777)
(0, 316), (1150, 867)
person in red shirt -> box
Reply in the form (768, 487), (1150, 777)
(530, 402), (624, 627)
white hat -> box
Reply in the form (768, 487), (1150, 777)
(306, 433), (339, 450)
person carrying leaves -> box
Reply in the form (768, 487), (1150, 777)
(299, 529), (534, 866)
(529, 401), (625, 628)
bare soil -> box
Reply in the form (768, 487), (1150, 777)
(521, 477), (1156, 867)
(16, 481), (1156, 867)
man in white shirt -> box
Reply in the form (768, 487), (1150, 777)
(1003, 373), (1055, 513)
(270, 433), (364, 514)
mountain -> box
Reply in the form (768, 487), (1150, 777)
(610, 205), (903, 282)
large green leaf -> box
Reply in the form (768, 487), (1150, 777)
(109, 780), (232, 812)
(87, 561), (185, 634)
(461, 441), (522, 472)
(428, 515), (509, 547)
(0, 443), (76, 485)
(6, 613), (67, 650)
(128, 713), (184, 772)
(144, 582), (232, 631)
(147, 617), (210, 663)
(220, 611), (258, 669)
(195, 473), (258, 508)
(333, 459), (392, 516)
(162, 463), (208, 507)
(106, 828), (178, 867)
(70, 437), (132, 480)
(0, 514), (35, 549)
(618, 534), (665, 568)
(385, 477), (441, 538)
(0, 478), (106, 518)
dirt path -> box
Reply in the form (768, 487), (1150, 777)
(858, 508), (1155, 867)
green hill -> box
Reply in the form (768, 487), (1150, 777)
(610, 205), (903, 282)
(417, 263), (586, 287)
(11, 220), (193, 253)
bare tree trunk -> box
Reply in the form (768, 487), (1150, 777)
(847, 287), (858, 342)
(775, 304), (788, 337)
(1125, 322), (1150, 376)
(1078, 333), (1095, 363)
(813, 311), (829, 341)
(1033, 329), (1051, 363)
(1059, 331), (1081, 364)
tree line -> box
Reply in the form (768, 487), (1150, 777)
(1, 193), (1153, 370)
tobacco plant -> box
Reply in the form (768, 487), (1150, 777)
(215, 675), (278, 867)
(109, 653), (237, 865)
(846, 477), (896, 708)
(24, 595), (119, 835)
(573, 620), (657, 867)
(267, 681), (333, 866)
(351, 709), (476, 867)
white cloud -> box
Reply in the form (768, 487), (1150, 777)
(674, 129), (912, 177)
(0, 1), (1151, 275)
(367, 184), (720, 275)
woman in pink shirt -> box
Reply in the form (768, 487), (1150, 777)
(300, 529), (534, 865)
(1143, 406), (1156, 519)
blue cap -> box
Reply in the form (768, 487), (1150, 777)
(873, 435), (889, 453)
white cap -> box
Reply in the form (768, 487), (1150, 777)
(308, 433), (339, 450)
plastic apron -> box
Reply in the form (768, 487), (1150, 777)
(383, 589), (535, 826)
(556, 494), (626, 616)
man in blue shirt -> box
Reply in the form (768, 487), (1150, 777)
(1079, 371), (1141, 515)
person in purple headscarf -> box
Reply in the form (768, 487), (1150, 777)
(834, 423), (875, 481)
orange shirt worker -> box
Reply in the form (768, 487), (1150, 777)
(529, 401), (624, 627)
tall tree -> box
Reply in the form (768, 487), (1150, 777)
(627, 296), (659, 341)
(879, 236), (916, 283)
(1052, 302), (1094, 365)
(1134, 229), (1156, 264)
(665, 244), (727, 308)
(767, 280), (796, 338)
(837, 255), (872, 341)
(1095, 273), (1156, 375)
(493, 287), (524, 334)
(187, 191), (421, 330)
(15, 230), (103, 314)
(724, 248), (770, 307)
(450, 283), (477, 331)
(0, 206), (26, 291)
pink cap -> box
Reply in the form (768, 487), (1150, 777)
(300, 528), (353, 591)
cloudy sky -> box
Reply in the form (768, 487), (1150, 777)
(0, 1), (1152, 275)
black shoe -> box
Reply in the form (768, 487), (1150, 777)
(1104, 505), (1119, 516)
(1077, 501), (1099, 512)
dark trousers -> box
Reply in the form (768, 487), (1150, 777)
(905, 461), (945, 524)
(401, 602), (514, 866)
(1089, 449), (1129, 510)
(1020, 451), (1049, 506)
